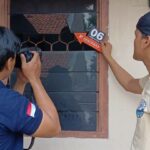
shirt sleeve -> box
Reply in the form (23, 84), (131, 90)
(139, 75), (149, 89)
(2, 90), (43, 135)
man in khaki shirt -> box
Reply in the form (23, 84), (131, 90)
(102, 11), (150, 150)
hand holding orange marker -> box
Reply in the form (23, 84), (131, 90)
(75, 28), (105, 53)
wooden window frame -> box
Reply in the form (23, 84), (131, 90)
(0, 0), (109, 138)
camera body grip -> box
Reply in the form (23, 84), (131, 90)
(15, 47), (41, 68)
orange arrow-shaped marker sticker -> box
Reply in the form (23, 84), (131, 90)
(74, 33), (102, 53)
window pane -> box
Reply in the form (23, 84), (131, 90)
(11, 13), (96, 34)
(11, 0), (96, 14)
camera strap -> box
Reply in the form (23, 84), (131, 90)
(24, 87), (36, 150)
(24, 137), (35, 150)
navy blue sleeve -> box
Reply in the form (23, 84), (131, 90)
(1, 89), (43, 135)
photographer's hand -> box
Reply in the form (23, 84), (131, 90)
(13, 51), (40, 94)
(21, 51), (41, 82)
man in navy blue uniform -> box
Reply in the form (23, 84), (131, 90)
(0, 27), (61, 150)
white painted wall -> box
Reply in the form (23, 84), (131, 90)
(24, 0), (149, 150)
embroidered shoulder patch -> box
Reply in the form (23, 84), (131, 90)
(26, 102), (36, 118)
(136, 100), (146, 118)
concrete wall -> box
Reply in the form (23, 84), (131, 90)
(25, 0), (149, 150)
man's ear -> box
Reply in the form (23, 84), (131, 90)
(143, 36), (150, 48)
(5, 57), (15, 72)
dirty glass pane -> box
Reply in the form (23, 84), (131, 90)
(11, 0), (96, 33)
(11, 13), (96, 34)
(11, 0), (96, 14)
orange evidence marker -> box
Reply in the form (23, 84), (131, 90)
(74, 33), (102, 53)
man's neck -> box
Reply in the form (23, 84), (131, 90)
(144, 60), (150, 75)
(0, 72), (9, 85)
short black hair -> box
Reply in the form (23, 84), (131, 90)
(136, 11), (150, 36)
(0, 27), (20, 71)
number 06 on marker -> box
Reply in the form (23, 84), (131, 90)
(74, 28), (105, 53)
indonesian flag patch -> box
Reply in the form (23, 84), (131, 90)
(26, 102), (36, 118)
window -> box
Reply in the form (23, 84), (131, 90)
(1, 0), (108, 138)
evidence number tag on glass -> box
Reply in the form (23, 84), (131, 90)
(74, 28), (105, 52)
(88, 28), (105, 42)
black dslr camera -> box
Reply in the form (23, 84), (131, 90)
(15, 47), (41, 68)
